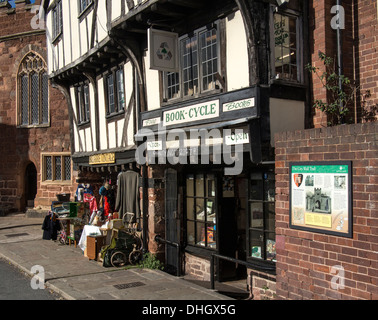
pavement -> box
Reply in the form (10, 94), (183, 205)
(0, 213), (236, 301)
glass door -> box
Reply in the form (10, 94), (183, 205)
(186, 173), (217, 250)
(247, 171), (276, 263)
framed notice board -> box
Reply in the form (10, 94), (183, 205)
(289, 161), (352, 238)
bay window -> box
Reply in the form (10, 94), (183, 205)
(163, 23), (221, 101)
(271, 7), (303, 82)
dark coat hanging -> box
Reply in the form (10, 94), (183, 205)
(115, 170), (140, 223)
(42, 213), (61, 240)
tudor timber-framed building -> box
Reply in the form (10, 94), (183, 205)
(43, 0), (311, 295)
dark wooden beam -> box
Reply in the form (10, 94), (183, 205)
(151, 3), (186, 18)
(104, 45), (120, 54)
(166, 0), (204, 9)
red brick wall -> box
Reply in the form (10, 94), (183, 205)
(356, 0), (378, 122)
(0, 1), (76, 212)
(309, 0), (377, 127)
(275, 122), (377, 300)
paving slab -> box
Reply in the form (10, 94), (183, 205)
(0, 214), (232, 301)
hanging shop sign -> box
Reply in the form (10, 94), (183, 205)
(89, 152), (116, 165)
(148, 28), (179, 72)
(162, 100), (219, 126)
(289, 161), (352, 238)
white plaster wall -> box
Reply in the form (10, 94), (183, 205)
(124, 62), (135, 146)
(70, 86), (80, 153)
(62, 0), (72, 66)
(97, 78), (108, 150)
(97, 0), (108, 43)
(85, 127), (92, 152)
(144, 53), (160, 110)
(71, 4), (80, 62)
(111, 0), (122, 23)
(108, 121), (116, 149)
(89, 82), (97, 152)
(46, 13), (54, 74)
(226, 10), (249, 91)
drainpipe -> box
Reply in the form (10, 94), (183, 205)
(142, 164), (148, 254)
(336, 0), (345, 124)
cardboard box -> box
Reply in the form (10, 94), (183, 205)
(109, 219), (123, 229)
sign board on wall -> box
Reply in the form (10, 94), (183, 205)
(148, 28), (179, 72)
(289, 161), (352, 238)
(162, 100), (219, 126)
(89, 153), (115, 165)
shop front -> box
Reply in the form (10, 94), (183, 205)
(136, 86), (277, 283)
(41, 148), (145, 268)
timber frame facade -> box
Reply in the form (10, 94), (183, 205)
(43, 0), (310, 287)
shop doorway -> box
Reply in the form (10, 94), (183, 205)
(25, 162), (37, 209)
(218, 176), (247, 282)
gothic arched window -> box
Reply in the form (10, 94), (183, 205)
(18, 52), (49, 127)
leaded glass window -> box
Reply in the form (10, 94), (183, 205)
(42, 154), (71, 182)
(52, 0), (63, 40)
(18, 52), (49, 127)
(45, 156), (52, 181)
(64, 156), (72, 180)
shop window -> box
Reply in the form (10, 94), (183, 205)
(271, 8), (303, 82)
(52, 0), (63, 41)
(163, 23), (220, 101)
(79, 0), (93, 15)
(42, 154), (72, 183)
(17, 52), (49, 127)
(186, 174), (217, 250)
(75, 83), (90, 125)
(105, 66), (126, 116)
(248, 172), (276, 262)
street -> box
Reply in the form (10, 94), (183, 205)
(0, 258), (62, 300)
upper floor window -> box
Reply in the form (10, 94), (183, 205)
(79, 0), (93, 14)
(18, 52), (49, 127)
(271, 8), (303, 82)
(105, 66), (126, 116)
(163, 23), (220, 101)
(52, 0), (63, 41)
(75, 83), (90, 125)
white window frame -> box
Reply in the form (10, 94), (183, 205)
(163, 22), (221, 102)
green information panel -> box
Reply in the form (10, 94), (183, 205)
(289, 161), (352, 238)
